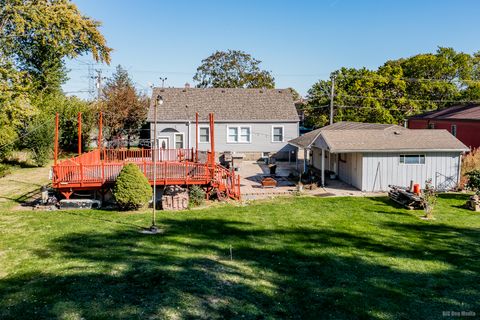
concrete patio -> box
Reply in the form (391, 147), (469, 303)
(238, 161), (298, 200)
(238, 161), (384, 200)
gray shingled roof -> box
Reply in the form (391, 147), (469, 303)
(288, 122), (406, 149)
(289, 121), (469, 152)
(288, 128), (323, 149)
(147, 87), (299, 122)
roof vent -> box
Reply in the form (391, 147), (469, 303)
(259, 89), (264, 93)
(184, 82), (191, 88)
(394, 131), (401, 135)
(221, 89), (225, 93)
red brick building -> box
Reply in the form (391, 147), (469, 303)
(408, 104), (480, 150)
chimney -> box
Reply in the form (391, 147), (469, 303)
(185, 82), (191, 88)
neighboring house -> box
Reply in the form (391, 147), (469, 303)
(288, 122), (469, 192)
(407, 104), (480, 149)
(147, 87), (299, 160)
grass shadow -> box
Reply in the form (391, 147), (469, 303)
(1, 214), (479, 319)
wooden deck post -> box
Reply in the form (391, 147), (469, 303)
(98, 111), (103, 151)
(209, 113), (215, 166)
(77, 112), (82, 155)
(195, 112), (199, 162)
(101, 161), (105, 182)
(163, 162), (167, 185)
(80, 163), (84, 185)
(54, 113), (59, 165)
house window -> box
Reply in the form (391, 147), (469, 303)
(174, 133), (184, 149)
(272, 126), (284, 142)
(400, 155), (425, 165)
(451, 125), (457, 137)
(428, 122), (435, 129)
(228, 127), (238, 143)
(199, 127), (209, 143)
(240, 127), (251, 143)
(227, 126), (251, 143)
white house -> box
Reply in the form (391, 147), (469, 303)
(147, 87), (299, 161)
(288, 122), (469, 191)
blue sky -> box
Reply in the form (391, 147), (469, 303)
(64, 0), (480, 99)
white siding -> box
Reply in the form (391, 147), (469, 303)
(338, 153), (363, 189)
(311, 147), (334, 172)
(150, 121), (298, 155)
(361, 152), (461, 192)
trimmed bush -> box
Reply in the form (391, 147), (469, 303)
(466, 169), (480, 194)
(189, 185), (205, 207)
(113, 164), (152, 210)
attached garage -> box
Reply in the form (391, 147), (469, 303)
(289, 122), (469, 192)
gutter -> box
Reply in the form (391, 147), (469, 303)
(328, 148), (470, 153)
(146, 119), (300, 123)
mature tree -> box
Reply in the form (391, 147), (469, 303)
(304, 47), (480, 128)
(100, 65), (149, 148)
(0, 62), (32, 159)
(1, 0), (111, 92)
(0, 0), (111, 160)
(20, 93), (96, 155)
(193, 50), (275, 88)
(304, 66), (407, 127)
(288, 87), (301, 101)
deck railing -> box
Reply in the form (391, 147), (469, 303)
(101, 148), (196, 163)
(52, 148), (240, 200)
(53, 161), (210, 185)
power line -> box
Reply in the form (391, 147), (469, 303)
(336, 93), (480, 104)
(65, 64), (480, 84)
(334, 73), (480, 85)
(0, 114), (81, 151)
(0, 118), (53, 151)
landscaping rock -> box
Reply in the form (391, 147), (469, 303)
(466, 194), (480, 211)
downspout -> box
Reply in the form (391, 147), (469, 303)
(457, 153), (463, 190)
(187, 121), (191, 150)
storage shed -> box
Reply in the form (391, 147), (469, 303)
(288, 122), (469, 192)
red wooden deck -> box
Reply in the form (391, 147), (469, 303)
(52, 148), (241, 200)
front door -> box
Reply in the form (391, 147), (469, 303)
(157, 137), (169, 149)
(157, 137), (169, 161)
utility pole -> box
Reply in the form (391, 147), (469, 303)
(77, 112), (82, 155)
(329, 75), (335, 125)
(159, 77), (167, 88)
(92, 69), (106, 100)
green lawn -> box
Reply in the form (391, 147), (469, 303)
(0, 195), (479, 319)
